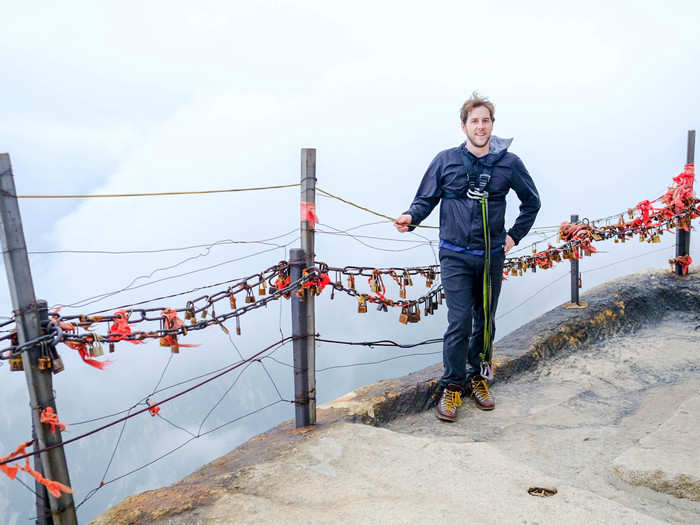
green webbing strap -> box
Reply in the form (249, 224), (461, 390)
(479, 197), (494, 379)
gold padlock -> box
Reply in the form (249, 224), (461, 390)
(347, 275), (355, 290)
(37, 356), (52, 370)
(10, 356), (24, 371)
(229, 292), (237, 310)
(399, 307), (409, 324)
(259, 278), (267, 296)
(369, 275), (378, 293)
(357, 296), (367, 314)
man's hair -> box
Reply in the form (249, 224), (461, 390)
(460, 92), (495, 123)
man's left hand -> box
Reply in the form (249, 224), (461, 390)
(504, 234), (515, 254)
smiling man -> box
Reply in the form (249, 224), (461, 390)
(395, 93), (540, 422)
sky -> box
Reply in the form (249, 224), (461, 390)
(1, 1), (699, 523)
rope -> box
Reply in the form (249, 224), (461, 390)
(5, 184), (300, 199)
(316, 187), (439, 229)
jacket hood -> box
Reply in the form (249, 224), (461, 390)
(462, 135), (513, 167)
(488, 135), (513, 155)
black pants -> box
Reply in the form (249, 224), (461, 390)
(438, 247), (505, 389)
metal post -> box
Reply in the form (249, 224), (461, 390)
(290, 248), (311, 427)
(0, 154), (77, 525)
(299, 148), (316, 425)
(570, 214), (580, 304)
(676, 130), (694, 275)
(563, 214), (587, 309)
(33, 422), (53, 525)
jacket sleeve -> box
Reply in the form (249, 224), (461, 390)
(403, 154), (443, 231)
(507, 157), (541, 244)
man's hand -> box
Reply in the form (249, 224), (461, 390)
(504, 234), (515, 254)
(394, 214), (413, 233)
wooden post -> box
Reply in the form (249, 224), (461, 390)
(0, 154), (78, 525)
(675, 130), (694, 275)
(299, 148), (316, 425)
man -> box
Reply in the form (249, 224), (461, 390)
(394, 93), (540, 422)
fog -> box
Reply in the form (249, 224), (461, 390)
(1, 1), (698, 522)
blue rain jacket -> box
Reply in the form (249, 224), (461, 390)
(404, 136), (540, 250)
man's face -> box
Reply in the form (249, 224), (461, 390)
(461, 105), (493, 148)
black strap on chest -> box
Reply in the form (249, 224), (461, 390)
(441, 150), (499, 200)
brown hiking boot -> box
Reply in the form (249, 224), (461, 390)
(469, 376), (495, 410)
(436, 384), (463, 422)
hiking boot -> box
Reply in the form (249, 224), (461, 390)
(469, 376), (495, 410)
(436, 384), (463, 422)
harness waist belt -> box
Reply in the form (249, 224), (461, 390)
(442, 192), (505, 201)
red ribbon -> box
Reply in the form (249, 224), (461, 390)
(63, 340), (111, 370)
(40, 407), (66, 434)
(108, 309), (142, 344)
(301, 201), (318, 228)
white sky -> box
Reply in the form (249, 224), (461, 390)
(1, 1), (698, 522)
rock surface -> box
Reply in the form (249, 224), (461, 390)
(613, 395), (700, 501)
(90, 270), (700, 524)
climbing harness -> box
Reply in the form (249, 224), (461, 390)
(461, 152), (495, 380)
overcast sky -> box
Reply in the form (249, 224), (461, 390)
(1, 1), (698, 523)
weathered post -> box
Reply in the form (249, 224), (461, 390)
(570, 214), (580, 305)
(290, 248), (312, 427)
(298, 146), (317, 425)
(0, 153), (78, 525)
(675, 130), (694, 276)
(563, 214), (587, 309)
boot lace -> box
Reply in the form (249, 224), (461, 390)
(443, 389), (462, 411)
(472, 379), (490, 401)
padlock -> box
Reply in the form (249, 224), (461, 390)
(201, 308), (208, 319)
(399, 281), (407, 299)
(376, 302), (388, 313)
(10, 356), (23, 371)
(357, 296), (367, 314)
(37, 356), (52, 370)
(91, 341), (104, 357)
(399, 307), (409, 324)
(229, 291), (237, 310)
(347, 275), (355, 290)
(109, 342), (115, 353)
(50, 353), (65, 374)
(369, 275), (379, 293)
(403, 270), (413, 287)
(259, 278), (267, 296)
(236, 316), (241, 335)
(245, 288), (255, 304)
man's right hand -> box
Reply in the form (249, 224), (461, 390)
(394, 214), (413, 233)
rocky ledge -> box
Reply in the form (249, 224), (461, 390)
(91, 269), (699, 524)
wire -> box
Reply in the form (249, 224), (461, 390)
(53, 237), (299, 310)
(0, 336), (294, 467)
(317, 223), (435, 253)
(9, 183), (300, 200)
(27, 230), (298, 256)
